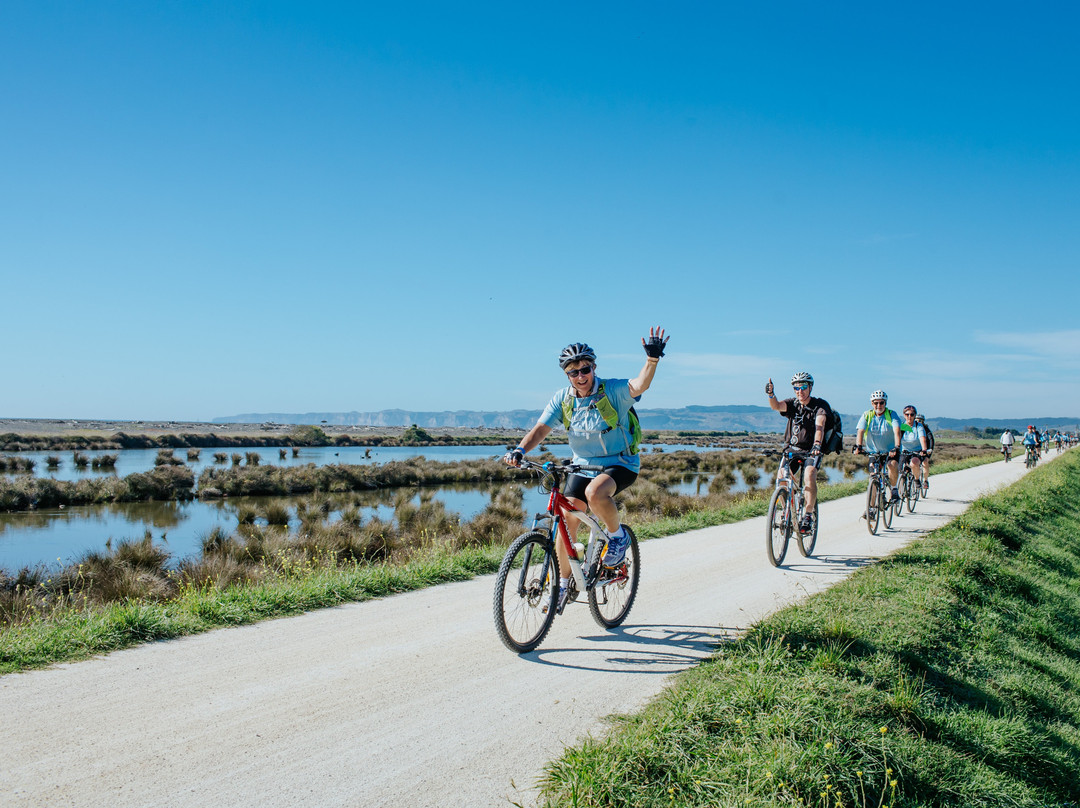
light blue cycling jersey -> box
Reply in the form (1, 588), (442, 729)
(857, 409), (901, 453)
(1022, 432), (1039, 446)
(540, 377), (642, 473)
(900, 423), (927, 454)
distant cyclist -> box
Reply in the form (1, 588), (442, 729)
(765, 371), (836, 534)
(914, 414), (933, 494)
(1022, 425), (1040, 461)
(900, 405), (930, 494)
(854, 390), (903, 505)
(504, 328), (668, 610)
(1000, 428), (1014, 461)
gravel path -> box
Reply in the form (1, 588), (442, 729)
(0, 456), (1040, 807)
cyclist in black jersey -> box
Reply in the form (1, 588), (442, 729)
(765, 372), (834, 534)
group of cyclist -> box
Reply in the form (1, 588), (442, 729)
(502, 330), (1071, 615)
(1009, 425), (1077, 462)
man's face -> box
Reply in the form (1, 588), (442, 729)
(793, 383), (811, 404)
(565, 361), (595, 394)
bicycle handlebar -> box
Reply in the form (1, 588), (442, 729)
(511, 458), (606, 475)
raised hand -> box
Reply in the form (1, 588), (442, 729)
(642, 326), (669, 359)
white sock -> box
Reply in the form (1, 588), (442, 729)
(610, 525), (626, 540)
(559, 577), (568, 588)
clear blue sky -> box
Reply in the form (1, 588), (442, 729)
(3, 2), (1077, 422)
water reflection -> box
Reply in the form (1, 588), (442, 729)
(0, 443), (783, 571)
(0, 483), (555, 571)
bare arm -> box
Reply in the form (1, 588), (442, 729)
(628, 357), (659, 398)
(516, 422), (552, 455)
(765, 378), (787, 413)
(628, 326), (668, 398)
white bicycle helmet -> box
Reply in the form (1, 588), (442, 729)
(790, 371), (813, 388)
(559, 342), (596, 369)
(870, 389), (887, 403)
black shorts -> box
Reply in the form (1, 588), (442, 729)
(564, 466), (638, 501)
(786, 453), (822, 478)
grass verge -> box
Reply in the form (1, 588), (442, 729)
(0, 452), (1002, 675)
(537, 451), (1080, 807)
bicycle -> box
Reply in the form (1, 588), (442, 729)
(855, 447), (895, 535)
(1025, 445), (1038, 469)
(1001, 444), (1012, 463)
(493, 459), (640, 653)
(763, 448), (818, 566)
(898, 452), (923, 514)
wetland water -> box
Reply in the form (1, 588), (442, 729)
(1, 443), (855, 571)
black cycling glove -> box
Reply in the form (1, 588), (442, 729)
(643, 336), (666, 359)
(504, 448), (524, 466)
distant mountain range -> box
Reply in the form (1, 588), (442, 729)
(214, 405), (1079, 433)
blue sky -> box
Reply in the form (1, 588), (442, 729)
(2, 2), (1077, 422)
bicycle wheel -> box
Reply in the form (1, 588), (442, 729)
(588, 525), (640, 628)
(797, 501), (818, 557)
(883, 482), (896, 529)
(865, 479), (880, 535)
(493, 530), (559, 653)
(904, 474), (917, 513)
(766, 487), (791, 566)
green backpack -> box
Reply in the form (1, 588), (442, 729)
(560, 381), (642, 455)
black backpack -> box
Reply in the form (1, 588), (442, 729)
(821, 402), (843, 454)
(923, 424), (935, 451)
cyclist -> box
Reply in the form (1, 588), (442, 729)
(853, 390), (903, 504)
(1000, 427), (1014, 461)
(765, 371), (834, 534)
(1022, 425), (1040, 462)
(914, 414), (933, 494)
(504, 327), (668, 610)
(900, 406), (930, 495)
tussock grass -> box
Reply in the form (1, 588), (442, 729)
(537, 451), (1080, 808)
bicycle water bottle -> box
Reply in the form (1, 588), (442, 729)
(573, 542), (586, 560)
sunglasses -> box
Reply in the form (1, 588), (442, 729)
(872, 400), (886, 405)
(566, 366), (594, 378)
(792, 384), (810, 391)
(904, 411), (916, 417)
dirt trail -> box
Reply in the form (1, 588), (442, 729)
(0, 457), (1038, 807)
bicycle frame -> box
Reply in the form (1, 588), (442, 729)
(537, 484), (609, 596)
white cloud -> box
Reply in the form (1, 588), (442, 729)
(975, 329), (1080, 363)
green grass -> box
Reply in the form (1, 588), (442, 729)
(536, 451), (1080, 808)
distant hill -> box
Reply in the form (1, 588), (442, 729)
(214, 406), (1080, 434)
(213, 405), (860, 433)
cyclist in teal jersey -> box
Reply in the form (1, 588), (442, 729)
(900, 405), (930, 494)
(853, 390), (904, 504)
(505, 328), (668, 610)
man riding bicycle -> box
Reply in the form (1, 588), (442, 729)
(900, 405), (930, 495)
(853, 390), (903, 505)
(504, 327), (668, 611)
(1022, 425), (1040, 460)
(1000, 427), (1014, 460)
(765, 371), (834, 534)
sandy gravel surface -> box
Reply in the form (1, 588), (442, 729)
(0, 457), (1039, 807)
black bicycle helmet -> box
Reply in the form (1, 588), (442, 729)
(559, 342), (596, 369)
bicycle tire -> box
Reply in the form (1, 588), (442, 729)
(493, 530), (559, 653)
(797, 501), (818, 557)
(588, 525), (640, 628)
(766, 487), (791, 566)
(883, 481), (896, 529)
(866, 479), (880, 535)
(905, 474), (918, 513)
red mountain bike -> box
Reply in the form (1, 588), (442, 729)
(493, 459), (640, 653)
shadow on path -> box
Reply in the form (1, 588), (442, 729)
(524, 623), (741, 673)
